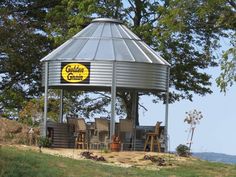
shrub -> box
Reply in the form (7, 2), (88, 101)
(38, 137), (52, 147)
(176, 144), (191, 157)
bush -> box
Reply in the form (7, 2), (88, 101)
(176, 144), (191, 157)
(38, 137), (52, 147)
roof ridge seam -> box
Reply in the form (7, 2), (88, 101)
(72, 36), (142, 41)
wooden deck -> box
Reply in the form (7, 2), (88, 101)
(44, 121), (165, 152)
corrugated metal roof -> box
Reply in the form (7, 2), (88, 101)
(41, 18), (169, 66)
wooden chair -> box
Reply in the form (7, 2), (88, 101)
(67, 117), (77, 132)
(143, 121), (162, 152)
(119, 119), (133, 150)
(74, 118), (88, 149)
(94, 118), (109, 148)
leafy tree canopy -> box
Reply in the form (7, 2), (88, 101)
(216, 40), (236, 92)
(0, 0), (53, 112)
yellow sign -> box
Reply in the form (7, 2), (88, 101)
(61, 63), (90, 83)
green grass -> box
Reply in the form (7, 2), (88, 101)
(1, 147), (236, 177)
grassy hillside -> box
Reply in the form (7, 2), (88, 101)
(1, 146), (236, 177)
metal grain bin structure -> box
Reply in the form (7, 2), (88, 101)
(41, 18), (169, 91)
(41, 18), (170, 151)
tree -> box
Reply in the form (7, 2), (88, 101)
(45, 0), (223, 101)
(184, 109), (203, 151)
(0, 0), (54, 115)
(216, 43), (236, 92)
(45, 0), (227, 120)
(19, 90), (72, 124)
(215, 0), (236, 92)
(19, 98), (42, 126)
(1, 0), (235, 120)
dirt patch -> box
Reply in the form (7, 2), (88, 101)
(2, 144), (191, 170)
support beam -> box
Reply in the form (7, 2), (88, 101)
(59, 89), (64, 123)
(110, 61), (116, 141)
(43, 62), (49, 137)
(164, 67), (170, 152)
(131, 91), (138, 150)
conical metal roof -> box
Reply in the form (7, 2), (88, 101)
(41, 18), (169, 66)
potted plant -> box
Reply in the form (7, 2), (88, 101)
(110, 135), (121, 152)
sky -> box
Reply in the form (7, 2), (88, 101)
(138, 67), (236, 155)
